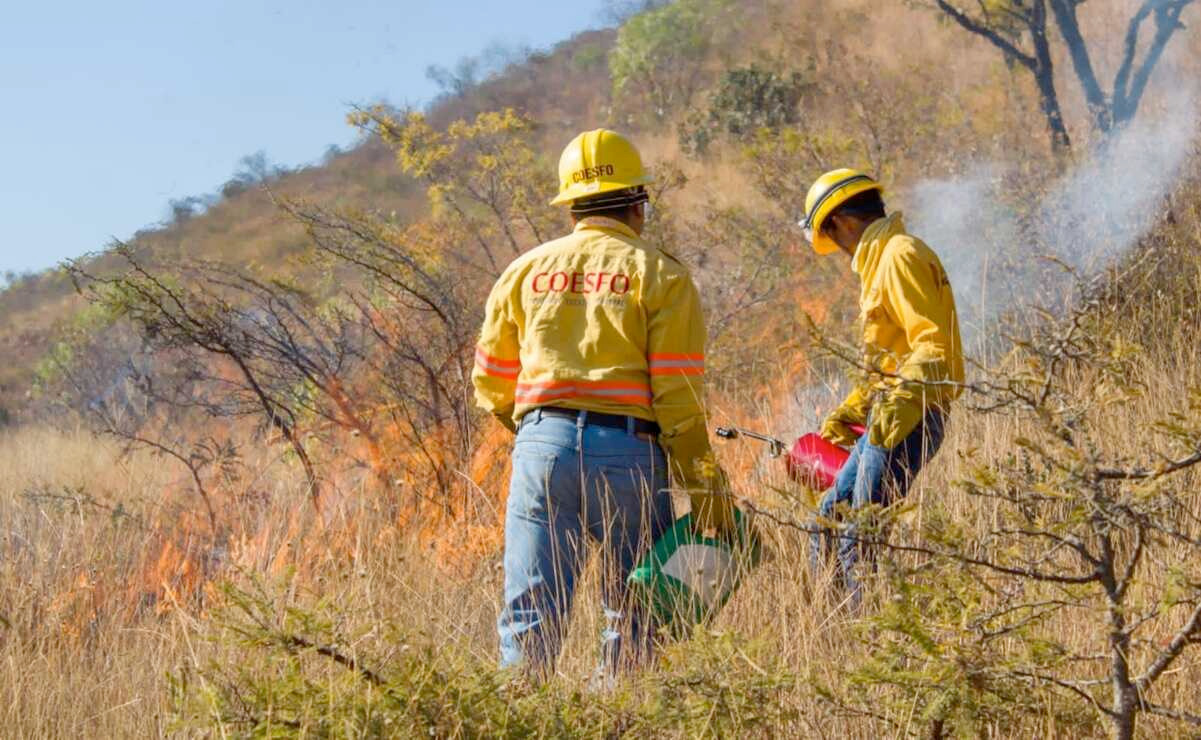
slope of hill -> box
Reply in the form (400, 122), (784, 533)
(2, 0), (1201, 736)
(11, 0), (1197, 417)
(0, 27), (616, 419)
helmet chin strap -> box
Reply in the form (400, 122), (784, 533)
(569, 187), (650, 215)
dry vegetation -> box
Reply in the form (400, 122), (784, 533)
(2, 0), (1201, 737)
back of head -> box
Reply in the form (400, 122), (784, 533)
(828, 188), (886, 224)
(569, 186), (648, 221)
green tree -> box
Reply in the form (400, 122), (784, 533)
(680, 64), (811, 155)
(608, 0), (736, 121)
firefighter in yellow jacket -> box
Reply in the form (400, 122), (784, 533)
(801, 169), (964, 605)
(473, 129), (733, 677)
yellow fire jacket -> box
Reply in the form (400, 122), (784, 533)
(472, 216), (714, 488)
(823, 212), (965, 448)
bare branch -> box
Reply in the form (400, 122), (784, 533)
(934, 0), (1037, 69)
(1094, 448), (1201, 480)
(1142, 701), (1201, 726)
(1114, 0), (1194, 123)
(1135, 599), (1201, 692)
(1011, 670), (1112, 717)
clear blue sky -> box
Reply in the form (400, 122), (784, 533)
(0, 0), (612, 277)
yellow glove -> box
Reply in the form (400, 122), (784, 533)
(819, 416), (861, 448)
(868, 387), (924, 449)
(820, 384), (871, 447)
(688, 466), (737, 535)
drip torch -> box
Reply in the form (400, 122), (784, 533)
(716, 424), (864, 491)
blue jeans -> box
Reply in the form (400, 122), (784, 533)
(810, 410), (946, 605)
(498, 408), (674, 676)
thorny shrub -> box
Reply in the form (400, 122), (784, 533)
(798, 260), (1201, 739)
(171, 577), (797, 738)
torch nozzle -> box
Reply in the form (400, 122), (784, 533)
(714, 426), (788, 457)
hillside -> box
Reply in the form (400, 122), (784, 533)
(8, 0), (1198, 420)
(3, 0), (1201, 737)
(0, 27), (616, 419)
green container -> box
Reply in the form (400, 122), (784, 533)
(627, 510), (762, 633)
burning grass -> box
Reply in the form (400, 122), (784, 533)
(2, 0), (1200, 733)
(5, 258), (1201, 736)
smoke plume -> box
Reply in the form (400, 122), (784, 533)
(908, 92), (1199, 349)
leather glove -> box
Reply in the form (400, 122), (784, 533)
(820, 384), (871, 447)
(819, 415), (862, 448)
(688, 465), (737, 536)
(868, 387), (924, 449)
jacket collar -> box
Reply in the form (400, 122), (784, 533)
(574, 216), (639, 240)
(851, 212), (906, 278)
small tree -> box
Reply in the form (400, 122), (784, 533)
(608, 0), (737, 121)
(66, 246), (375, 513)
(679, 64), (811, 155)
(38, 311), (231, 531)
(166, 196), (207, 225)
(52, 107), (567, 526)
(277, 198), (480, 501)
(348, 107), (558, 275)
(813, 264), (1201, 739)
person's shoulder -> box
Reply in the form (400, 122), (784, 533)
(883, 231), (918, 256)
(645, 249), (697, 295)
(883, 231), (939, 265)
(647, 243), (692, 275)
(498, 232), (575, 275)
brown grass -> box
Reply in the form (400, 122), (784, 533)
(5, 266), (1201, 735)
(2, 0), (1200, 735)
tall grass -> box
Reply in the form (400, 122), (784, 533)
(2, 0), (1199, 734)
(5, 215), (1201, 735)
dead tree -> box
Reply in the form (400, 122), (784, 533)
(66, 245), (364, 513)
(933, 0), (1195, 152)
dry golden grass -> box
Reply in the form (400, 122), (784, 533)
(2, 0), (1199, 735)
(0, 427), (175, 737)
(5, 269), (1201, 736)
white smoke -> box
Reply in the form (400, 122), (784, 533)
(908, 92), (1199, 350)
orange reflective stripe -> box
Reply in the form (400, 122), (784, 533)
(648, 353), (704, 376)
(476, 346), (520, 368)
(480, 367), (519, 380)
(475, 347), (520, 380)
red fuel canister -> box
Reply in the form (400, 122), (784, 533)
(784, 424), (864, 490)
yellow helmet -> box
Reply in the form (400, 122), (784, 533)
(550, 129), (653, 207)
(800, 169), (882, 255)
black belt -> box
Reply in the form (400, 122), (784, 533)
(528, 406), (660, 436)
